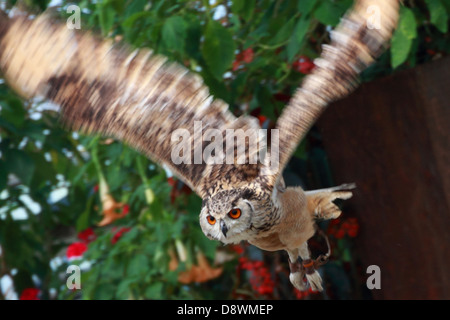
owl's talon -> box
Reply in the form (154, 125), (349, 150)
(302, 259), (324, 292)
(289, 272), (308, 291)
(305, 270), (323, 292)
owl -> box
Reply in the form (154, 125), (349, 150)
(0, 0), (399, 291)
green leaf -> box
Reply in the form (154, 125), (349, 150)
(3, 149), (35, 186)
(123, 0), (148, 18)
(127, 254), (149, 277)
(144, 282), (163, 299)
(256, 86), (276, 120)
(97, 3), (116, 36)
(230, 71), (249, 100)
(200, 70), (230, 102)
(0, 160), (6, 190)
(269, 17), (295, 46)
(76, 196), (94, 232)
(287, 17), (310, 62)
(106, 166), (128, 192)
(201, 21), (236, 80)
(121, 11), (152, 29)
(398, 7), (418, 39)
(231, 0), (244, 13)
(21, 124), (46, 143)
(29, 153), (56, 188)
(231, 0), (255, 21)
(185, 19), (203, 60)
(94, 283), (116, 300)
(0, 95), (26, 128)
(391, 32), (411, 69)
(298, 0), (317, 15)
(426, 0), (449, 33)
(116, 279), (135, 299)
(391, 7), (417, 68)
(161, 16), (187, 53)
(313, 0), (352, 26)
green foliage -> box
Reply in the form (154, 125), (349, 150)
(0, 0), (449, 300)
(391, 7), (418, 68)
(202, 20), (236, 79)
(426, 0), (448, 33)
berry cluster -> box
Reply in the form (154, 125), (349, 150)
(292, 55), (316, 74)
(327, 217), (359, 239)
(231, 245), (275, 297)
(232, 48), (255, 71)
(77, 227), (97, 243)
(294, 287), (313, 300)
(239, 257), (274, 296)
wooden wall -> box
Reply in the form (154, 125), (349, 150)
(317, 56), (450, 299)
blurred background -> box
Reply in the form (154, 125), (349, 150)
(0, 0), (448, 300)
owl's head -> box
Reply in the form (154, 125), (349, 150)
(199, 187), (267, 244)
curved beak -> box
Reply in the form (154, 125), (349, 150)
(220, 220), (228, 237)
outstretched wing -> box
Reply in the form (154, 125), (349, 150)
(262, 0), (400, 188)
(0, 0), (399, 199)
(0, 13), (263, 198)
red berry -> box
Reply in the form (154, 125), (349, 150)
(232, 60), (241, 71)
(335, 229), (346, 239)
(242, 48), (254, 64)
(167, 177), (176, 186)
(230, 244), (244, 255)
(77, 227), (96, 243)
(341, 221), (351, 230)
(257, 115), (268, 127)
(258, 285), (272, 295)
(122, 204), (130, 216)
(330, 218), (341, 225)
(293, 56), (315, 74)
(347, 224), (359, 237)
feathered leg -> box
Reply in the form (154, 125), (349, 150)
(287, 248), (308, 291)
(298, 242), (323, 292)
(287, 242), (324, 292)
(288, 183), (355, 291)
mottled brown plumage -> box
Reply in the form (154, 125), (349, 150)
(0, 0), (399, 291)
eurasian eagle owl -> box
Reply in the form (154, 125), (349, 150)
(0, 0), (399, 291)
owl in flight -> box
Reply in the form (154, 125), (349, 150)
(0, 0), (399, 291)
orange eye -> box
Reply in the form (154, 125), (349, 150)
(228, 208), (242, 219)
(207, 215), (216, 225)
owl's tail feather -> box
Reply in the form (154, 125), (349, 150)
(305, 183), (356, 220)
